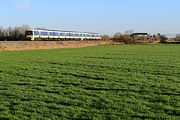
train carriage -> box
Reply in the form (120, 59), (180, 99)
(25, 28), (101, 41)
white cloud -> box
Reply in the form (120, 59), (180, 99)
(14, 0), (31, 9)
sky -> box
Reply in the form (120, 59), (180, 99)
(1, 0), (180, 35)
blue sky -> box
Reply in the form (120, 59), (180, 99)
(1, 0), (180, 35)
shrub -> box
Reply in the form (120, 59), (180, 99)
(159, 35), (168, 43)
(175, 37), (180, 41)
(112, 35), (136, 44)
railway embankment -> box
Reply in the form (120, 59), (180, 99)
(0, 41), (118, 51)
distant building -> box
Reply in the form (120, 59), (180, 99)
(131, 33), (149, 41)
(131, 33), (149, 36)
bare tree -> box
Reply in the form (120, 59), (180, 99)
(5, 27), (13, 40)
(101, 34), (110, 41)
(19, 24), (30, 34)
(114, 32), (122, 38)
(0, 26), (4, 40)
(0, 25), (30, 41)
(124, 30), (134, 35)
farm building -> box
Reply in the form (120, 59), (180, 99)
(131, 33), (150, 41)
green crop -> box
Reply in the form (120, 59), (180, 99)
(0, 45), (180, 119)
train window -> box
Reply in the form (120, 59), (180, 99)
(66, 33), (69, 36)
(41, 32), (47, 36)
(25, 31), (33, 35)
(69, 33), (73, 36)
(60, 33), (65, 36)
(49, 32), (54, 36)
(65, 33), (69, 36)
(72, 33), (74, 36)
(53, 32), (58, 36)
(69, 33), (72, 36)
(75, 33), (79, 37)
(34, 31), (39, 36)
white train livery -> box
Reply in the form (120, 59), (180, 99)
(25, 29), (101, 41)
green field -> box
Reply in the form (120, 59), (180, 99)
(0, 45), (180, 120)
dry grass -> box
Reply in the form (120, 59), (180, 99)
(0, 41), (117, 51)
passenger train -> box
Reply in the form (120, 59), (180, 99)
(25, 28), (101, 41)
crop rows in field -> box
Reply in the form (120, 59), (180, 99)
(0, 45), (180, 119)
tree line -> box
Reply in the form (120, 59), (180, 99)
(0, 25), (30, 41)
(101, 30), (170, 44)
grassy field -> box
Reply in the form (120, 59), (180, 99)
(0, 45), (180, 120)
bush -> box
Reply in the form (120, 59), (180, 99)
(112, 35), (136, 44)
(175, 37), (180, 41)
(159, 35), (168, 43)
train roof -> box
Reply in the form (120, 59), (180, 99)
(27, 28), (100, 34)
